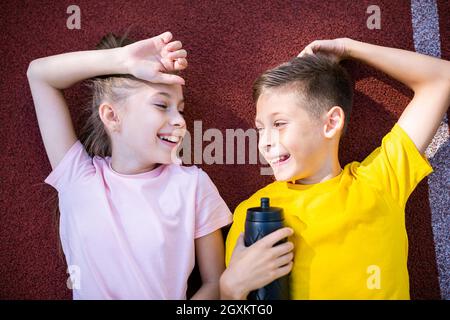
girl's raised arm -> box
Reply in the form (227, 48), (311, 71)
(26, 31), (187, 169)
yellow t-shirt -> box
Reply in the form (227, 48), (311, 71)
(225, 124), (433, 300)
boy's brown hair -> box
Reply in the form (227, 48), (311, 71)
(253, 54), (354, 135)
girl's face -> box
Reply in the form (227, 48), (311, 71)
(115, 82), (186, 167)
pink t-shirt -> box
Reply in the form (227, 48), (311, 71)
(45, 141), (232, 300)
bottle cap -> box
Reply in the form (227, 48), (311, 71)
(246, 197), (284, 222)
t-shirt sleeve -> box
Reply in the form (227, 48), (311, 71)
(44, 140), (95, 193)
(225, 200), (247, 267)
(194, 169), (233, 239)
(357, 123), (433, 208)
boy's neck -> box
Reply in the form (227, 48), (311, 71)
(293, 159), (343, 185)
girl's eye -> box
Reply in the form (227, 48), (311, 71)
(179, 110), (185, 116)
(274, 122), (286, 128)
(155, 104), (168, 110)
(256, 127), (264, 133)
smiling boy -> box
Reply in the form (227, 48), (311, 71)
(220, 38), (450, 299)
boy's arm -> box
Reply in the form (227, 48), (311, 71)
(345, 39), (450, 154)
(299, 38), (450, 154)
(26, 32), (186, 170)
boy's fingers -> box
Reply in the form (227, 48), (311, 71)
(298, 46), (315, 57)
(231, 233), (246, 255)
(257, 227), (293, 248)
(236, 233), (245, 247)
(275, 252), (294, 267)
(306, 46), (315, 55)
(271, 241), (294, 257)
(274, 261), (293, 278)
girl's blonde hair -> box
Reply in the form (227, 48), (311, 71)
(80, 32), (144, 157)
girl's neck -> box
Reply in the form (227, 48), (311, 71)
(110, 147), (158, 175)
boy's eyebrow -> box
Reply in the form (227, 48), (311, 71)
(254, 112), (286, 125)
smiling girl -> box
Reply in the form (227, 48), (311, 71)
(27, 31), (232, 299)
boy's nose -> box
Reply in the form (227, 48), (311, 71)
(259, 129), (278, 153)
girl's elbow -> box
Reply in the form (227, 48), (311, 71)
(26, 59), (44, 80)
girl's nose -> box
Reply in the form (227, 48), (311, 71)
(170, 110), (186, 128)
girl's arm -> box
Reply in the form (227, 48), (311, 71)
(26, 31), (187, 169)
(299, 38), (450, 154)
(190, 230), (226, 299)
(26, 48), (124, 170)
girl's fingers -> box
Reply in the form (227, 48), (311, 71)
(165, 40), (183, 52)
(157, 31), (173, 44)
(153, 73), (185, 85)
(168, 49), (188, 60)
(174, 58), (188, 70)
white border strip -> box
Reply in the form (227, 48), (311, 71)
(411, 0), (449, 300)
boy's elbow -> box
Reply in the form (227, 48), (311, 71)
(440, 61), (450, 88)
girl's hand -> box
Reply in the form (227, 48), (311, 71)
(220, 228), (294, 299)
(297, 38), (351, 63)
(122, 31), (188, 85)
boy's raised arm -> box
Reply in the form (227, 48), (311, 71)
(346, 39), (450, 154)
(299, 38), (450, 154)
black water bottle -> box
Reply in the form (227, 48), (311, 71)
(244, 197), (290, 300)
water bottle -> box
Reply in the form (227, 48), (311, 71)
(244, 197), (290, 300)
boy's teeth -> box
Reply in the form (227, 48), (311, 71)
(271, 154), (290, 164)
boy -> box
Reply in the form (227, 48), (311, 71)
(220, 38), (450, 299)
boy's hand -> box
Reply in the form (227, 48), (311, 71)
(220, 228), (294, 299)
(298, 38), (350, 63)
(122, 31), (188, 85)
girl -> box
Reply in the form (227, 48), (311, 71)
(27, 31), (232, 300)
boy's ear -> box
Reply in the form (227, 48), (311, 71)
(99, 102), (122, 133)
(323, 106), (345, 139)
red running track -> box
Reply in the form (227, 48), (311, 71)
(0, 0), (448, 299)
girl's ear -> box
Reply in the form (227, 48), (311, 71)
(99, 102), (121, 133)
(323, 106), (345, 139)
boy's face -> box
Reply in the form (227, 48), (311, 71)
(255, 89), (328, 182)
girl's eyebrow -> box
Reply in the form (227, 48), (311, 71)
(150, 92), (184, 105)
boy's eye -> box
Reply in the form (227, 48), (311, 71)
(256, 127), (264, 133)
(274, 122), (286, 128)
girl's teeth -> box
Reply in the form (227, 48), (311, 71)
(159, 135), (179, 143)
